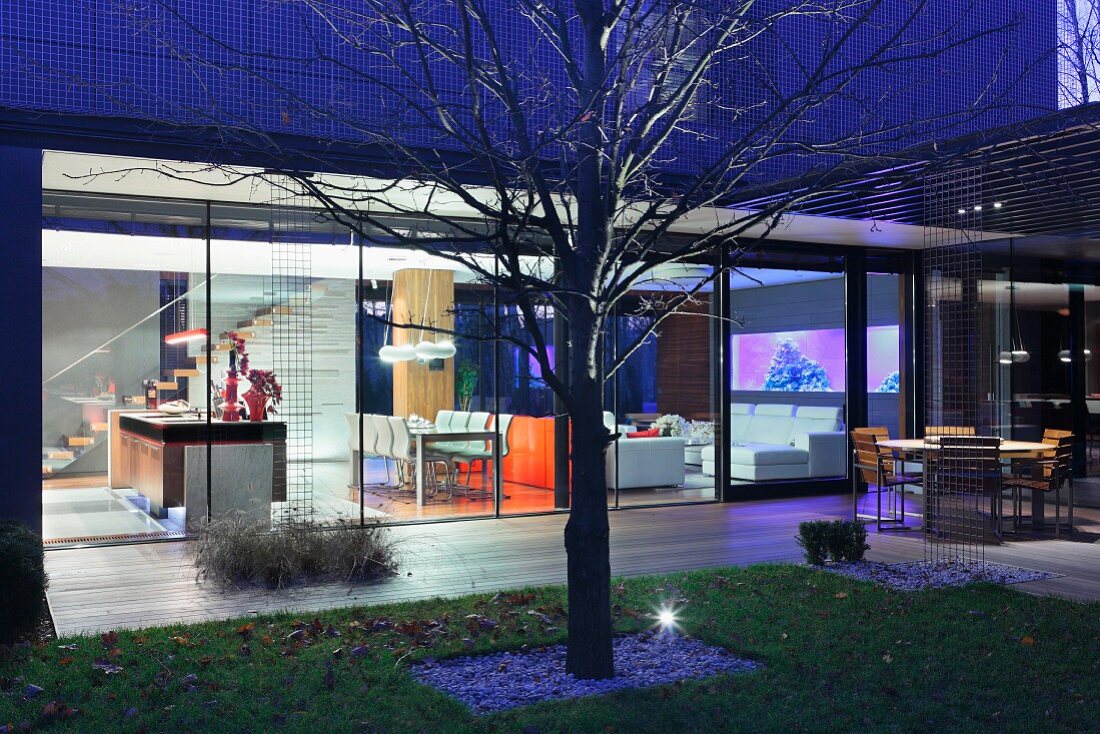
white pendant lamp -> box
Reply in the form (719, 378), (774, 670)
(380, 343), (415, 363)
(414, 339), (457, 360)
(377, 279), (415, 363)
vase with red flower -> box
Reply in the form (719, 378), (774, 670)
(220, 331), (250, 422)
(242, 386), (271, 422)
(241, 368), (282, 423)
(222, 369), (241, 422)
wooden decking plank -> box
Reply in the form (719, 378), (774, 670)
(44, 495), (1100, 636)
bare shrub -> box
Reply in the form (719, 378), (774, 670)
(192, 516), (396, 588)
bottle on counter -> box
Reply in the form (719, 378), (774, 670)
(143, 379), (158, 410)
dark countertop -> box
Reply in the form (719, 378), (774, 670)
(119, 412), (287, 444)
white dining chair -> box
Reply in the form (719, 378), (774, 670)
(389, 416), (453, 498)
(455, 413), (513, 498)
(373, 414), (401, 488)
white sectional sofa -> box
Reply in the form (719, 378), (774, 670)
(602, 411), (686, 490)
(700, 403), (846, 481)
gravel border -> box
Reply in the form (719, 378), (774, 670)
(411, 632), (759, 713)
(819, 559), (1059, 591)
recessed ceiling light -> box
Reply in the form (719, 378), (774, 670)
(973, 205), (982, 212)
(957, 209), (966, 215)
(993, 202), (1003, 209)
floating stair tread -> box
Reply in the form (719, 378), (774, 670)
(47, 450), (75, 460)
(171, 369), (202, 377)
(67, 437), (94, 447)
(90, 422), (108, 432)
(156, 381), (179, 390)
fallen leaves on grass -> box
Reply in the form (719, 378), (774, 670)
(92, 658), (123, 675)
(39, 701), (78, 724)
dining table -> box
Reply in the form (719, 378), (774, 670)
(876, 438), (1054, 529)
(411, 427), (500, 506)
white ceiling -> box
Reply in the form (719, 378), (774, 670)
(43, 150), (993, 250)
(42, 230), (484, 283)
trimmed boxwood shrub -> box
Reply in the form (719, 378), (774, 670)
(796, 520), (832, 566)
(826, 520), (869, 562)
(0, 521), (48, 645)
(797, 519), (869, 565)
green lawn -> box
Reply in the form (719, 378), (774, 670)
(2, 565), (1098, 733)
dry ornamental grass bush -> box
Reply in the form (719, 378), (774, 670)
(192, 516), (396, 588)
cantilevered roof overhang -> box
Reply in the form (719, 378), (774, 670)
(727, 104), (1100, 241)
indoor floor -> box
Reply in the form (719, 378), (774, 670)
(40, 458), (718, 543)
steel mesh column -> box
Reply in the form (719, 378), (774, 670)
(270, 176), (314, 523)
(922, 167), (990, 564)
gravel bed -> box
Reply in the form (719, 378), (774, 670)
(411, 632), (759, 713)
(820, 559), (1058, 591)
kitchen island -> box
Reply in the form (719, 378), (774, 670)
(110, 411), (287, 525)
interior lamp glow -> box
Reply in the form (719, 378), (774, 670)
(379, 344), (415, 363)
(413, 339), (457, 360)
(1058, 349), (1093, 363)
(164, 328), (208, 345)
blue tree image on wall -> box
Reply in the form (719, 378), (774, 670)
(762, 338), (831, 391)
(875, 370), (900, 393)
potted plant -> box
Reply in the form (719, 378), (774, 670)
(457, 363), (478, 411)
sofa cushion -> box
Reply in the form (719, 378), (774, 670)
(746, 404), (796, 445)
(627, 428), (660, 438)
(790, 405), (842, 436)
(728, 443), (809, 466)
(729, 403), (754, 443)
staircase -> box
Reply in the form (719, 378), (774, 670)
(189, 277), (356, 462)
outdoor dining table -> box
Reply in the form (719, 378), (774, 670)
(876, 438), (1053, 528)
(411, 427), (499, 506)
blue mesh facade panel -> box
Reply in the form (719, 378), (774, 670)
(0, 1), (1058, 181)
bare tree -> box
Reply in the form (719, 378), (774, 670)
(1059, 0), (1100, 106)
(62, 0), (1029, 678)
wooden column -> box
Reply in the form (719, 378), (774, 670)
(391, 268), (455, 418)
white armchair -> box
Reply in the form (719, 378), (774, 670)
(602, 411), (685, 489)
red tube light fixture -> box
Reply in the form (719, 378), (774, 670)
(164, 328), (208, 345)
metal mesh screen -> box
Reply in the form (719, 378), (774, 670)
(270, 177), (314, 523)
(922, 168), (994, 564)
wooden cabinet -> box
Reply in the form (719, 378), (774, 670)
(115, 413), (287, 517)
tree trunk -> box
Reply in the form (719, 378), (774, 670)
(563, 370), (615, 679)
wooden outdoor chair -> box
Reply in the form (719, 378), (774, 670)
(924, 425), (976, 438)
(928, 435), (1003, 542)
(1004, 430), (1074, 536)
(851, 427), (921, 531)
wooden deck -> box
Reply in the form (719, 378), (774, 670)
(44, 495), (1100, 636)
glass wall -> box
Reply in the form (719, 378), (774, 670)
(608, 264), (718, 507)
(727, 260), (849, 490)
(41, 195), (208, 542)
(981, 237), (1100, 488)
(43, 152), (919, 544)
(868, 272), (904, 439)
